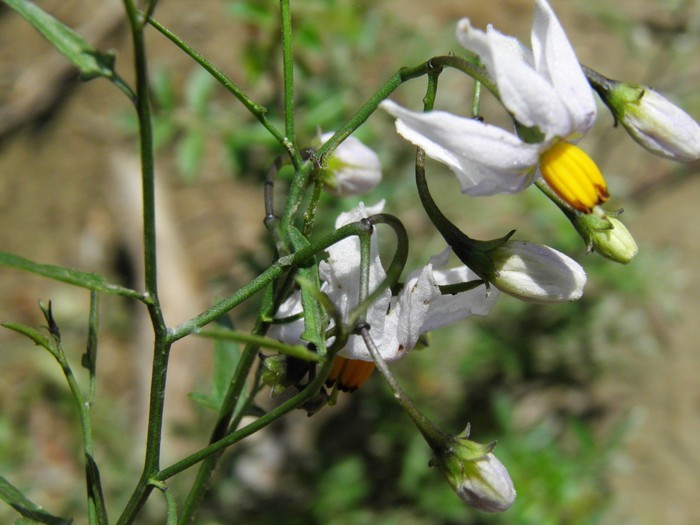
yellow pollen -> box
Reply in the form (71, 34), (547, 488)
(539, 142), (609, 213)
(326, 356), (375, 392)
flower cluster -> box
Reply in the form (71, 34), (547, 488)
(268, 0), (700, 513)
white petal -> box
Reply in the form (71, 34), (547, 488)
(490, 241), (587, 303)
(422, 262), (499, 333)
(320, 201), (392, 361)
(381, 100), (541, 195)
(377, 265), (441, 361)
(531, 0), (596, 136)
(319, 133), (383, 196)
(267, 291), (305, 345)
(456, 18), (572, 139)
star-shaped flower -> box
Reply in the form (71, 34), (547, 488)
(382, 0), (608, 213)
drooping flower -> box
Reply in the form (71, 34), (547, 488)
(269, 202), (499, 391)
(319, 132), (382, 196)
(381, 0), (608, 213)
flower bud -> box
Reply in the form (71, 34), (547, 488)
(433, 430), (516, 513)
(574, 214), (638, 264)
(320, 132), (382, 196)
(488, 241), (586, 303)
(598, 81), (700, 162)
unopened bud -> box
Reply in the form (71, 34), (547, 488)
(592, 75), (700, 162)
(432, 428), (515, 513)
(574, 214), (638, 264)
(320, 132), (382, 196)
(488, 241), (587, 303)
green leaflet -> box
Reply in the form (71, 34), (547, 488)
(0, 475), (72, 525)
(0, 251), (145, 301)
(3, 0), (115, 80)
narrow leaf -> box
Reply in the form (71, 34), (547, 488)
(0, 252), (145, 301)
(0, 475), (72, 525)
(288, 227), (327, 356)
(3, 0), (115, 80)
(1, 322), (54, 356)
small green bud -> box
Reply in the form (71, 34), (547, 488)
(574, 214), (638, 264)
(432, 427), (516, 513)
(260, 355), (289, 396)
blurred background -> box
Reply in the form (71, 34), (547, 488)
(1, 1), (699, 524)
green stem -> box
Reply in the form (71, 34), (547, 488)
(359, 327), (450, 454)
(178, 335), (261, 525)
(177, 220), (371, 523)
(280, 0), (301, 167)
(51, 340), (106, 524)
(281, 55), (490, 232)
(147, 16), (291, 155)
(117, 2), (171, 523)
(347, 214), (409, 328)
(196, 326), (322, 361)
(156, 353), (338, 482)
(167, 219), (373, 343)
(414, 67), (457, 242)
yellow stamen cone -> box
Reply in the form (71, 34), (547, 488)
(540, 142), (609, 213)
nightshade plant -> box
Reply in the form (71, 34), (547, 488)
(1, 0), (699, 523)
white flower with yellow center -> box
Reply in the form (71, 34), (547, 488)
(382, 0), (608, 213)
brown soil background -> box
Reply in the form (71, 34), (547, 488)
(1, 1), (700, 524)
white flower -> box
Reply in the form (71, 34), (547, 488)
(319, 132), (382, 196)
(270, 203), (499, 363)
(319, 201), (393, 359)
(488, 241), (586, 303)
(381, 0), (606, 212)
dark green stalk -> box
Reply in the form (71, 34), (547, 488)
(59, 350), (106, 524)
(178, 341), (260, 525)
(359, 327), (450, 454)
(279, 0), (301, 168)
(156, 353), (338, 482)
(116, 2), (171, 523)
(168, 220), (373, 343)
(147, 16), (291, 156)
(414, 69), (474, 250)
(196, 327), (322, 361)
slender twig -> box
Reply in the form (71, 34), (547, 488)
(281, 55), (490, 232)
(147, 16), (291, 156)
(279, 0), (301, 167)
(156, 352), (338, 482)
